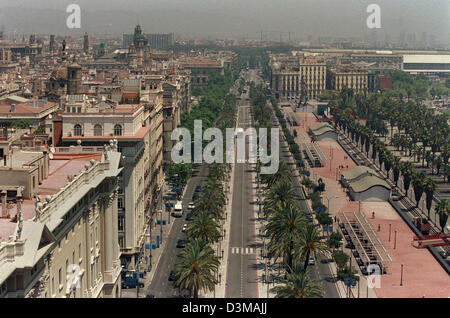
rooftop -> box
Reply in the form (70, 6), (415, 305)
(348, 174), (391, 193)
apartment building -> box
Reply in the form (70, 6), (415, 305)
(327, 66), (369, 93)
(0, 144), (123, 298)
(58, 90), (163, 270)
(270, 54), (327, 100)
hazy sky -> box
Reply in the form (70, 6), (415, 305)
(0, 0), (449, 44)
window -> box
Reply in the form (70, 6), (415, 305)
(93, 124), (103, 136)
(118, 197), (124, 210)
(77, 107), (81, 113)
(58, 268), (62, 286)
(74, 124), (82, 136)
(113, 124), (122, 136)
(118, 214), (124, 231)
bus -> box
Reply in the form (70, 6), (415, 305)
(173, 201), (183, 217)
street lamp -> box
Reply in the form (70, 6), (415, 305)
(394, 230), (397, 249)
(158, 210), (163, 245)
(400, 264), (404, 286)
(355, 274), (360, 298)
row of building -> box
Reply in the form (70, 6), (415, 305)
(269, 49), (450, 100)
(0, 25), (237, 297)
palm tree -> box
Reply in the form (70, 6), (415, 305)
(266, 202), (306, 272)
(174, 239), (219, 298)
(264, 180), (296, 217)
(400, 162), (413, 196)
(272, 265), (323, 298)
(262, 161), (291, 187)
(423, 178), (436, 219)
(435, 199), (449, 233)
(186, 210), (221, 243)
(412, 171), (426, 208)
(298, 223), (330, 272)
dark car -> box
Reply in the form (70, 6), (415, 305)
(146, 294), (155, 298)
(192, 193), (199, 201)
(185, 213), (193, 221)
(195, 185), (202, 192)
(168, 270), (176, 281)
(121, 278), (144, 289)
(176, 239), (186, 248)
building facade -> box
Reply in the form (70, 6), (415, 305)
(0, 146), (123, 298)
(326, 67), (368, 93)
(270, 54), (327, 100)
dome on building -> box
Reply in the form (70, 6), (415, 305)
(51, 64), (68, 79)
(272, 62), (281, 71)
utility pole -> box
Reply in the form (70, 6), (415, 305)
(159, 209), (163, 245)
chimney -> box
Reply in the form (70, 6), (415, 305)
(10, 104), (16, 113)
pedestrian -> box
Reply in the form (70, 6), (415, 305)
(372, 211), (375, 219)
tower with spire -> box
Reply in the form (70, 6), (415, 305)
(83, 32), (89, 54)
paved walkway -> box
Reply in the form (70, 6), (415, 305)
(121, 182), (184, 298)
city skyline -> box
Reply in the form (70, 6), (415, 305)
(0, 0), (449, 46)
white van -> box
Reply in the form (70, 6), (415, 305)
(173, 201), (183, 217)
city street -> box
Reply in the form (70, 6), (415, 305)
(225, 96), (259, 298)
(144, 164), (210, 298)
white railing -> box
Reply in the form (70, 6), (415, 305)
(0, 240), (25, 265)
(39, 160), (110, 223)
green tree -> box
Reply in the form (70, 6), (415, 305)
(327, 232), (343, 249)
(435, 199), (449, 233)
(12, 119), (31, 129)
(272, 266), (323, 298)
(186, 210), (221, 243)
(266, 202), (306, 272)
(298, 223), (330, 272)
(174, 239), (219, 298)
(333, 251), (349, 271)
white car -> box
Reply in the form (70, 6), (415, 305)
(188, 202), (195, 210)
(182, 224), (188, 232)
(308, 256), (315, 265)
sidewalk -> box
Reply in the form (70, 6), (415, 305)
(202, 162), (235, 298)
(121, 182), (185, 298)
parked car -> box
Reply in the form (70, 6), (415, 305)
(308, 255), (315, 265)
(146, 294), (155, 298)
(195, 185), (202, 192)
(182, 224), (188, 232)
(185, 213), (193, 221)
(168, 270), (176, 281)
(176, 239), (187, 248)
(188, 202), (195, 210)
(192, 193), (199, 201)
(122, 278), (144, 289)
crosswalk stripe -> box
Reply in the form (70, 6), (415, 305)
(231, 247), (255, 255)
